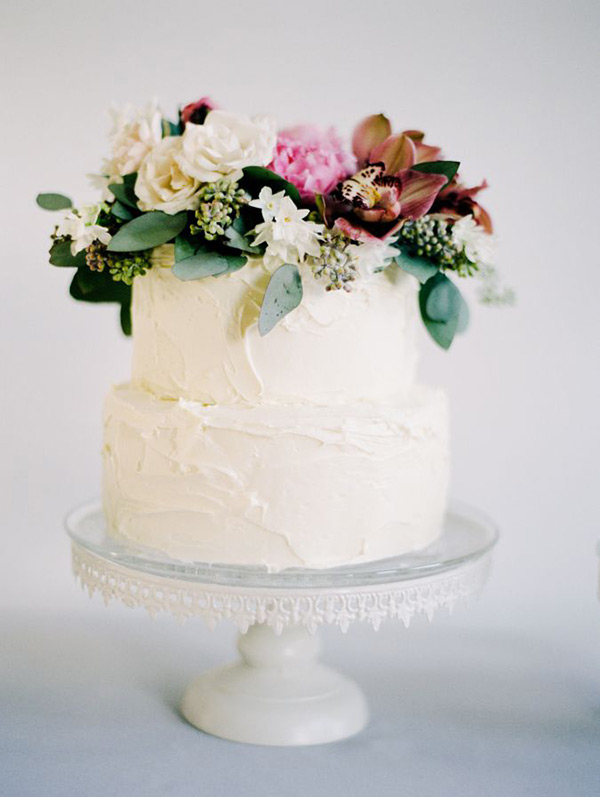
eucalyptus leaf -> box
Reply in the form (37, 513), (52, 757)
(241, 167), (302, 206)
(419, 272), (462, 350)
(412, 160), (460, 185)
(107, 211), (188, 252)
(173, 246), (246, 280)
(49, 239), (86, 268)
(424, 272), (461, 323)
(110, 200), (135, 221)
(36, 193), (72, 211)
(174, 235), (196, 262)
(394, 250), (438, 283)
(258, 264), (303, 336)
(457, 292), (470, 334)
(224, 224), (261, 254)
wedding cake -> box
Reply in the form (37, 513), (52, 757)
(39, 97), (504, 570)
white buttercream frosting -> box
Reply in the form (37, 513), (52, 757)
(131, 249), (419, 406)
(103, 384), (449, 570)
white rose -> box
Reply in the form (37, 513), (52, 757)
(103, 99), (163, 182)
(176, 110), (277, 183)
(135, 137), (201, 214)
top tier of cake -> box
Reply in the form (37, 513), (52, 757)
(131, 251), (420, 406)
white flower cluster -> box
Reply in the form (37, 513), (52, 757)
(249, 187), (323, 269)
(56, 204), (111, 255)
(247, 187), (398, 278)
(352, 237), (399, 279)
(451, 215), (496, 265)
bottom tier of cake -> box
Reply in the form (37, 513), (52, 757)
(102, 385), (450, 570)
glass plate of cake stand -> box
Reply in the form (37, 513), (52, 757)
(65, 499), (498, 747)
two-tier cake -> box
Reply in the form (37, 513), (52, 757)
(39, 97), (504, 570)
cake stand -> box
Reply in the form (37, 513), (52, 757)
(65, 500), (497, 746)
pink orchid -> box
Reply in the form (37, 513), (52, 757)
(331, 164), (448, 242)
(352, 114), (442, 172)
(318, 115), (449, 242)
(180, 96), (217, 126)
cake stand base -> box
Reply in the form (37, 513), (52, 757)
(181, 623), (368, 745)
(66, 499), (498, 747)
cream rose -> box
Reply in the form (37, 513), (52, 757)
(176, 110), (277, 183)
(103, 99), (163, 182)
(135, 137), (201, 214)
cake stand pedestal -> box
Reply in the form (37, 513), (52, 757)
(66, 501), (497, 747)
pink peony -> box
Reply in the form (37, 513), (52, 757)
(268, 125), (356, 202)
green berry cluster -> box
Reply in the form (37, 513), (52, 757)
(189, 180), (248, 241)
(308, 229), (358, 292)
(399, 217), (478, 277)
(85, 241), (151, 286)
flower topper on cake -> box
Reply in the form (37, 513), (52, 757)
(37, 98), (512, 347)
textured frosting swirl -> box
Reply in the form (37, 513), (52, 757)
(131, 248), (420, 406)
(103, 384), (449, 570)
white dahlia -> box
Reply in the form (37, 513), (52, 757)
(103, 99), (163, 182)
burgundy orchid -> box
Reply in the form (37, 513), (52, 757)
(433, 179), (493, 233)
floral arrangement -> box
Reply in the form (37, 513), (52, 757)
(37, 96), (511, 347)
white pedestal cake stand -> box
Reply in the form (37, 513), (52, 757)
(65, 500), (497, 747)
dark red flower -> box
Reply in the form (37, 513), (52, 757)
(180, 97), (217, 127)
(433, 179), (493, 233)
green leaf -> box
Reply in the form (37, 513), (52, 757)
(110, 200), (135, 221)
(69, 266), (130, 304)
(162, 118), (183, 137)
(419, 272), (463, 349)
(49, 239), (86, 267)
(412, 160), (460, 185)
(314, 193), (326, 222)
(457, 292), (470, 334)
(36, 193), (72, 211)
(424, 272), (461, 323)
(107, 211), (188, 252)
(395, 250), (438, 283)
(172, 246), (246, 280)
(108, 175), (139, 210)
(258, 264), (303, 336)
(224, 224), (261, 254)
(241, 166), (302, 206)
(120, 300), (132, 336)
(174, 235), (196, 262)
(68, 266), (131, 335)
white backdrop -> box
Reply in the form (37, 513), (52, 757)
(2, 1), (600, 794)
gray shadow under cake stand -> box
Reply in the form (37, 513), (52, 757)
(66, 500), (497, 747)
